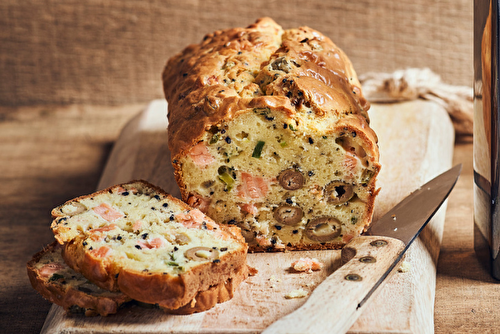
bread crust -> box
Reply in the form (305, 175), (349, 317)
(163, 17), (375, 172)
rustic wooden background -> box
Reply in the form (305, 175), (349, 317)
(0, 0), (472, 106)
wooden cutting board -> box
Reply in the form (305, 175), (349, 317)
(40, 99), (454, 334)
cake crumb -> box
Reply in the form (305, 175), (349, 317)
(291, 257), (323, 273)
(285, 289), (308, 299)
(398, 260), (411, 273)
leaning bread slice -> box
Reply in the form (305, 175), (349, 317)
(27, 242), (249, 316)
(27, 242), (130, 316)
(50, 180), (248, 310)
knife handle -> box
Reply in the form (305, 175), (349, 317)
(262, 235), (405, 334)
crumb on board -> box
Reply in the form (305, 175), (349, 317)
(398, 260), (411, 273)
(285, 289), (308, 299)
(291, 257), (323, 273)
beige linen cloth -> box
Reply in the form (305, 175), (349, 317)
(360, 68), (473, 138)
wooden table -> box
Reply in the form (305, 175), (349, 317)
(0, 103), (495, 334)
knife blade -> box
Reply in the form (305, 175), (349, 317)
(262, 164), (461, 334)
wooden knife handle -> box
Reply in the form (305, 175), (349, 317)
(262, 235), (405, 334)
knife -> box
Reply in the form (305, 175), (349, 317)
(263, 164), (461, 334)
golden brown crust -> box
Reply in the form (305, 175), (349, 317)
(163, 17), (373, 163)
(27, 242), (130, 316)
(162, 262), (249, 315)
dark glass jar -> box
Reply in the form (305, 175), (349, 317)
(474, 0), (500, 279)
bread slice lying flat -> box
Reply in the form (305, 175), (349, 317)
(27, 242), (249, 316)
(50, 180), (248, 310)
(163, 17), (380, 251)
(27, 242), (130, 316)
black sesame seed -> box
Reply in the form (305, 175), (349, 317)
(286, 198), (293, 204)
(154, 195), (161, 200)
(352, 131), (357, 137)
(225, 136), (232, 144)
(308, 171), (314, 177)
(282, 78), (287, 83)
(210, 191), (214, 195)
(212, 246), (217, 249)
(183, 73), (188, 77)
(170, 215), (175, 221)
(300, 38), (308, 43)
(292, 230), (299, 234)
(271, 238), (277, 245)
(135, 245), (142, 250)
(151, 207), (156, 211)
(213, 259), (221, 263)
(82, 241), (87, 246)
(162, 203), (168, 208)
(283, 123), (288, 129)
(121, 192), (129, 196)
(115, 273), (119, 278)
(227, 219), (237, 225)
(221, 129), (226, 134)
(142, 233), (148, 239)
(275, 225), (282, 230)
(287, 242), (292, 247)
(89, 246), (93, 250)
(174, 246), (179, 251)
(238, 51), (242, 55)
(117, 235), (122, 240)
(220, 247), (228, 252)
(308, 137), (314, 144)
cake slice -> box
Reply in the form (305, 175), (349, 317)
(50, 180), (248, 310)
(163, 18), (380, 251)
(27, 242), (130, 316)
(27, 242), (249, 316)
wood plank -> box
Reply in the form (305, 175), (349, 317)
(40, 99), (454, 333)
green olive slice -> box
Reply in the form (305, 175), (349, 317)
(185, 247), (219, 262)
(174, 233), (191, 245)
(274, 205), (303, 225)
(324, 181), (354, 205)
(305, 217), (341, 242)
(236, 221), (255, 242)
(278, 169), (304, 190)
(59, 202), (87, 216)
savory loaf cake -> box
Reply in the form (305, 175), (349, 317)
(27, 242), (130, 316)
(163, 17), (380, 251)
(27, 242), (249, 316)
(50, 180), (248, 310)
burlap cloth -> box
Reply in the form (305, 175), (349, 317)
(360, 68), (473, 138)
